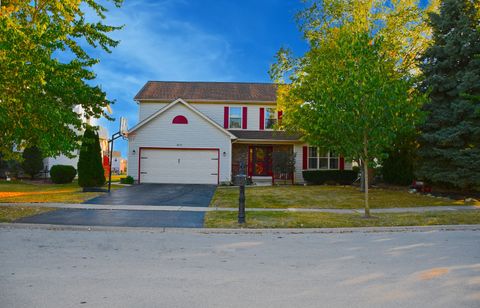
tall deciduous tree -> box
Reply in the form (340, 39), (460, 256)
(270, 0), (438, 81)
(0, 0), (122, 160)
(271, 0), (427, 216)
(417, 0), (480, 190)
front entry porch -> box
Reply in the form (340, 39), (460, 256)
(232, 143), (295, 185)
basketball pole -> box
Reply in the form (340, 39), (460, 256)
(108, 118), (128, 193)
(107, 131), (123, 193)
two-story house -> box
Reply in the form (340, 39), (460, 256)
(127, 81), (352, 185)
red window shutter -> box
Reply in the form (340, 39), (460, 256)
(242, 107), (248, 129)
(278, 110), (283, 125)
(224, 106), (229, 128)
(339, 156), (345, 170)
(259, 108), (265, 130)
(302, 146), (308, 170)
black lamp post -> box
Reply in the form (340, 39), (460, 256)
(235, 161), (246, 224)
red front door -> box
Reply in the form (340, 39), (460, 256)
(249, 146), (273, 176)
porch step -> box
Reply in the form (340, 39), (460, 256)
(251, 176), (272, 186)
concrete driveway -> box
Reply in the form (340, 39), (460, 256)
(85, 184), (217, 207)
(16, 184), (217, 228)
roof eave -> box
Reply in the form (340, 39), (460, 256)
(135, 98), (276, 104)
(234, 138), (302, 144)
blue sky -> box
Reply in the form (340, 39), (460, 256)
(87, 0), (308, 157)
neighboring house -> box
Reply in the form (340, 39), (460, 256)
(127, 81), (352, 185)
(111, 151), (127, 174)
(43, 106), (110, 174)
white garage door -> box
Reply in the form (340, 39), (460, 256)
(139, 149), (219, 184)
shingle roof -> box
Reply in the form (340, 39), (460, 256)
(229, 130), (302, 141)
(134, 81), (277, 102)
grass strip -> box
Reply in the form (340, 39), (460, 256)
(0, 206), (55, 222)
(204, 210), (480, 228)
(210, 185), (472, 209)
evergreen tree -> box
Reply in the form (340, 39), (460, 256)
(417, 0), (480, 190)
(77, 126), (105, 188)
(21, 146), (43, 179)
(382, 134), (417, 186)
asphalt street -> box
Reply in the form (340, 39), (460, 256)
(0, 226), (479, 308)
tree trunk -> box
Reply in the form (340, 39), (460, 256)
(363, 157), (370, 217)
(363, 133), (370, 218)
(360, 160), (365, 192)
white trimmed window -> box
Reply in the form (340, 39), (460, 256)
(308, 147), (339, 170)
(265, 107), (277, 129)
(229, 107), (242, 129)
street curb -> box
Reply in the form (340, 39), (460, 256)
(1, 222), (479, 234)
(0, 202), (478, 213)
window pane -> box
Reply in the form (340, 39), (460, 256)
(229, 107), (242, 128)
(230, 107), (242, 117)
(265, 118), (277, 129)
(308, 147), (317, 158)
(318, 150), (328, 157)
(229, 118), (241, 128)
(308, 158), (318, 169)
(330, 158), (339, 169)
(265, 108), (276, 119)
(319, 158), (329, 169)
(265, 108), (277, 129)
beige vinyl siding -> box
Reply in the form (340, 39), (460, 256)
(128, 103), (232, 183)
(138, 102), (168, 122)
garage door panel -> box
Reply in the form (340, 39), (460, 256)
(140, 149), (218, 184)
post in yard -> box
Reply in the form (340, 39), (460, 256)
(238, 182), (246, 224)
(236, 161), (247, 224)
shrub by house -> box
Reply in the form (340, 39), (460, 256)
(303, 170), (358, 185)
(50, 165), (77, 184)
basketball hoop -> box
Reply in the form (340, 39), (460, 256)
(120, 117), (128, 138)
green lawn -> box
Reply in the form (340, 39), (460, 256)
(204, 210), (480, 228)
(0, 205), (55, 222)
(0, 180), (122, 203)
(210, 185), (470, 209)
(110, 174), (128, 183)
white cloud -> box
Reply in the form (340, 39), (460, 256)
(82, 0), (238, 156)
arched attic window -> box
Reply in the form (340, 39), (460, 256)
(172, 115), (188, 124)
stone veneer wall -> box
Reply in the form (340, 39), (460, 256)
(231, 144), (294, 181)
(231, 144), (249, 179)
